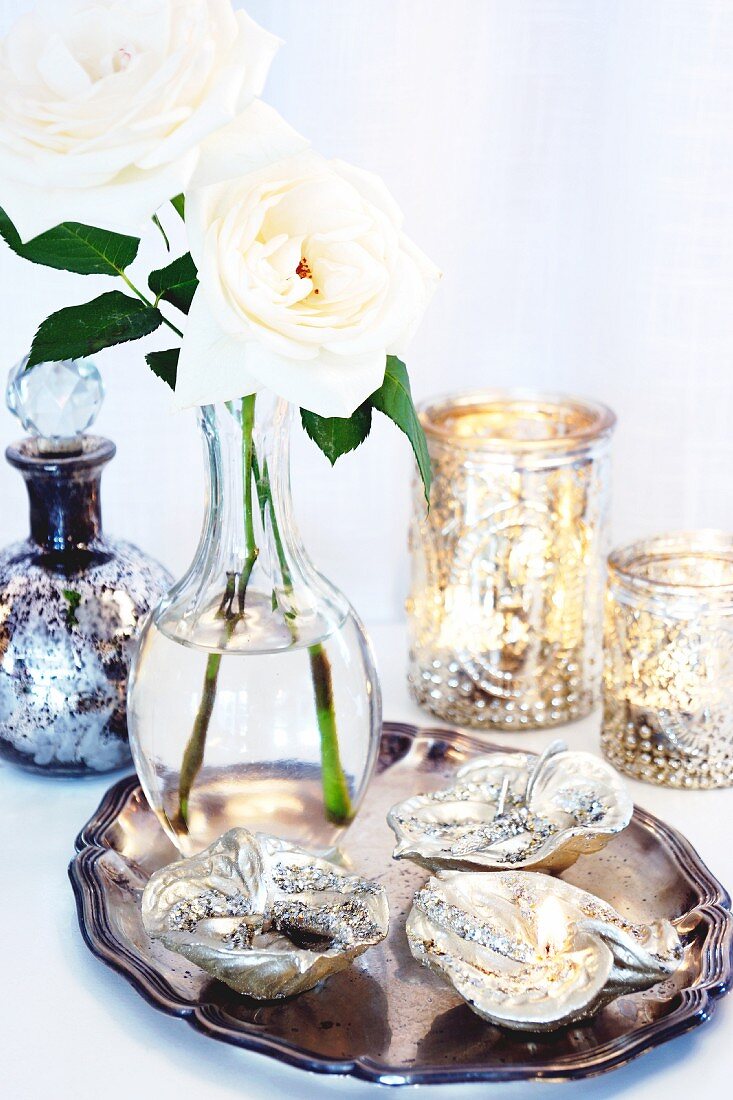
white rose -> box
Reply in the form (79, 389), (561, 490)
(175, 151), (441, 416)
(0, 0), (293, 239)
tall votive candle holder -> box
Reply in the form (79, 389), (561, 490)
(602, 530), (733, 788)
(407, 390), (616, 730)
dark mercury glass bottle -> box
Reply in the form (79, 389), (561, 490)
(0, 358), (171, 775)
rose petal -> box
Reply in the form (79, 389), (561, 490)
(233, 8), (282, 101)
(0, 150), (197, 240)
(36, 31), (92, 99)
(0, 0), (287, 236)
(174, 288), (259, 410)
(332, 159), (406, 230)
(134, 77), (240, 171)
(181, 147), (438, 414)
(187, 102), (309, 193)
(136, 7), (282, 172)
(387, 232), (442, 354)
(243, 341), (387, 417)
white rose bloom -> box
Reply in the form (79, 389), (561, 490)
(176, 151), (441, 416)
(0, 0), (295, 239)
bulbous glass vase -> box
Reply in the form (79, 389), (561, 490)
(128, 395), (381, 857)
(0, 435), (171, 775)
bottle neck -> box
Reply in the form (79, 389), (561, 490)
(159, 394), (347, 653)
(6, 436), (114, 553)
(199, 395), (297, 587)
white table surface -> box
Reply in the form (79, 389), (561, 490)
(2, 621), (731, 1100)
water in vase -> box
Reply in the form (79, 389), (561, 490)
(129, 600), (378, 857)
(127, 397), (382, 856)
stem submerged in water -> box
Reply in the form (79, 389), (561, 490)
(309, 642), (353, 823)
(176, 397), (256, 831)
(175, 651), (221, 830)
(175, 398), (354, 832)
(253, 454), (353, 823)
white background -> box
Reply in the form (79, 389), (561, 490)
(2, 0), (733, 623)
(1, 3), (733, 1099)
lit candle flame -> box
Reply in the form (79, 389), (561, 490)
(535, 895), (568, 958)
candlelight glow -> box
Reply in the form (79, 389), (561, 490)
(536, 895), (568, 957)
(407, 391), (614, 731)
(602, 532), (733, 788)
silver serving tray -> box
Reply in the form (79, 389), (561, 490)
(69, 722), (732, 1086)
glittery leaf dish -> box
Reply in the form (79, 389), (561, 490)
(407, 870), (683, 1032)
(388, 741), (633, 873)
(142, 828), (389, 999)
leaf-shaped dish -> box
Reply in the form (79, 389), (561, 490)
(142, 828), (389, 999)
(69, 723), (732, 1086)
(388, 743), (633, 872)
(407, 870), (683, 1031)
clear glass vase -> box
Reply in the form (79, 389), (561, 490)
(128, 395), (381, 856)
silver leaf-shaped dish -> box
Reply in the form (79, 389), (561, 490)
(142, 828), (389, 999)
(407, 870), (683, 1031)
(69, 724), (733, 1086)
(388, 742), (633, 873)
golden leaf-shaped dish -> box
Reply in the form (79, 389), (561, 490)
(142, 827), (389, 999)
(407, 870), (683, 1031)
(388, 742), (633, 873)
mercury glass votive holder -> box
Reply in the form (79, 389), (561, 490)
(601, 531), (733, 788)
(407, 390), (615, 730)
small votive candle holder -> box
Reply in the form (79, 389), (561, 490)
(407, 390), (616, 729)
(602, 531), (733, 788)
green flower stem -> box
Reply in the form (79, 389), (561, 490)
(175, 651), (221, 830)
(253, 454), (290, 586)
(237, 394), (258, 611)
(176, 398), (354, 832)
(120, 270), (184, 339)
(252, 453), (353, 824)
(175, 399), (258, 831)
(308, 643), (353, 823)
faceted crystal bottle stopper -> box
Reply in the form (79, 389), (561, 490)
(6, 356), (104, 455)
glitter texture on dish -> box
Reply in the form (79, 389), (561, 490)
(387, 743), (632, 873)
(407, 870), (683, 1031)
(142, 828), (389, 999)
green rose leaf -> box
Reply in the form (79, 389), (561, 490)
(171, 194), (186, 221)
(148, 252), (198, 315)
(28, 291), (163, 367)
(146, 348), (179, 390)
(0, 207), (139, 276)
(300, 403), (373, 464)
(371, 355), (432, 505)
